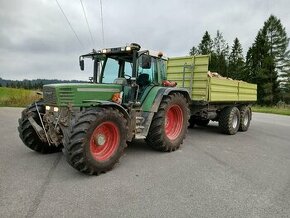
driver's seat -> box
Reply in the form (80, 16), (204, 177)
(136, 73), (150, 87)
(113, 78), (128, 85)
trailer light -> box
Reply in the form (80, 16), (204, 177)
(53, 107), (59, 112)
(125, 46), (131, 51)
(45, 106), (51, 111)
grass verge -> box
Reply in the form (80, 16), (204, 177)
(252, 106), (290, 116)
(0, 87), (41, 107)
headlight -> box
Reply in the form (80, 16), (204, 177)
(45, 106), (51, 111)
(102, 49), (107, 53)
(125, 46), (131, 51)
(53, 107), (59, 112)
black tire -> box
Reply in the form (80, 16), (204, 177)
(219, 106), (240, 135)
(239, 106), (251, 132)
(18, 101), (62, 153)
(146, 93), (189, 152)
(63, 107), (127, 175)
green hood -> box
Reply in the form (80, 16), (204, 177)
(43, 83), (122, 107)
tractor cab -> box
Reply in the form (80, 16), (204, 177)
(79, 43), (168, 104)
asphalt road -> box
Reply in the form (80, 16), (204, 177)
(0, 107), (290, 218)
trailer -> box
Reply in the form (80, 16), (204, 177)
(167, 55), (257, 135)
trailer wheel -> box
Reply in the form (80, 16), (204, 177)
(18, 101), (62, 154)
(239, 106), (251, 132)
(219, 106), (240, 135)
(146, 93), (189, 152)
(63, 107), (127, 175)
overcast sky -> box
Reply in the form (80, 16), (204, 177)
(0, 0), (289, 80)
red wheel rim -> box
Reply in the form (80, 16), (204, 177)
(89, 122), (120, 161)
(165, 104), (183, 140)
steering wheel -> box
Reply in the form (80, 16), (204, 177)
(124, 74), (131, 79)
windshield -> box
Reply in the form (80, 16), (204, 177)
(100, 57), (133, 84)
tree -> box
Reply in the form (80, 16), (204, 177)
(245, 30), (278, 105)
(210, 30), (229, 76)
(189, 46), (198, 55)
(228, 38), (245, 79)
(197, 31), (213, 55)
(262, 15), (290, 103)
(245, 15), (290, 105)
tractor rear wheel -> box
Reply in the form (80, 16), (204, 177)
(146, 93), (189, 152)
(239, 106), (251, 132)
(63, 107), (127, 175)
(18, 101), (62, 153)
(219, 106), (240, 135)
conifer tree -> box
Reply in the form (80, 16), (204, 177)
(228, 38), (244, 79)
(210, 30), (229, 76)
(197, 31), (213, 55)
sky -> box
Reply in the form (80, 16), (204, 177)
(0, 0), (289, 81)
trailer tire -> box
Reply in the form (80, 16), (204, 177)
(63, 107), (127, 175)
(18, 101), (62, 153)
(146, 93), (189, 152)
(239, 106), (251, 132)
(219, 106), (240, 135)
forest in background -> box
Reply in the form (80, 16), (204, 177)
(0, 78), (85, 90)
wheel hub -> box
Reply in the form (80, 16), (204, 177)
(95, 134), (106, 146)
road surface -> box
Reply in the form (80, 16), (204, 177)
(0, 107), (290, 218)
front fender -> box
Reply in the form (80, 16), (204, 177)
(82, 100), (130, 121)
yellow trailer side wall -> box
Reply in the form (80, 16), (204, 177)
(167, 55), (209, 101)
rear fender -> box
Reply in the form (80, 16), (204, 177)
(142, 87), (190, 113)
(138, 87), (190, 138)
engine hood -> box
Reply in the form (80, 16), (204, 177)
(43, 83), (122, 107)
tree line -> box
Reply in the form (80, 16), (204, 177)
(189, 15), (290, 105)
(0, 78), (85, 90)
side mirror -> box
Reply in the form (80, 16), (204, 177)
(80, 58), (84, 71)
(141, 55), (151, 69)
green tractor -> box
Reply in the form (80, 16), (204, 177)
(18, 43), (190, 175)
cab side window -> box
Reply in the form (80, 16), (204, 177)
(138, 56), (157, 83)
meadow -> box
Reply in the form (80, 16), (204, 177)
(0, 87), (41, 107)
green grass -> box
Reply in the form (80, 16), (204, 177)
(0, 87), (41, 107)
(252, 105), (290, 116)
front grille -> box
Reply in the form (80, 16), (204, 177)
(59, 88), (74, 104)
(43, 86), (57, 105)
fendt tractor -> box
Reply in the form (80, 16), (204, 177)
(18, 43), (257, 175)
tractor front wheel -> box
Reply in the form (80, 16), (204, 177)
(63, 107), (127, 175)
(18, 101), (62, 153)
(146, 93), (189, 152)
